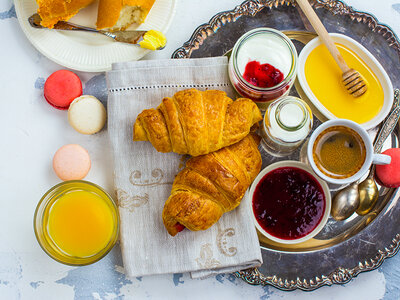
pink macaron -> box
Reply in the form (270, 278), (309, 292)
(375, 148), (400, 188)
(53, 144), (91, 181)
(44, 70), (82, 110)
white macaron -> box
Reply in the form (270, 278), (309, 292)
(68, 95), (106, 135)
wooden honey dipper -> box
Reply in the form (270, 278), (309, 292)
(296, 0), (367, 97)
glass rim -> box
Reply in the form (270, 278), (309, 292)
(275, 98), (308, 131)
(232, 28), (298, 91)
(34, 180), (120, 266)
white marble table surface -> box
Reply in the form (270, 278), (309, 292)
(1, 0), (400, 299)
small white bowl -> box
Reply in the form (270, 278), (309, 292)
(249, 161), (331, 244)
(297, 33), (393, 130)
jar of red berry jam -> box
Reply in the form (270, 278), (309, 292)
(228, 28), (298, 110)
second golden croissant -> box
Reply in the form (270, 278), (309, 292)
(162, 134), (262, 236)
(133, 89), (262, 156)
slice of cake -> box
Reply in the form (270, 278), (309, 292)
(36, 0), (95, 29)
(96, 0), (156, 31)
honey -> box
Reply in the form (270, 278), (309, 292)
(305, 43), (384, 124)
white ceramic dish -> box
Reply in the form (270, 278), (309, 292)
(248, 160), (331, 245)
(14, 0), (177, 72)
(297, 33), (393, 130)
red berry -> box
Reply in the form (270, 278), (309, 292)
(243, 61), (284, 88)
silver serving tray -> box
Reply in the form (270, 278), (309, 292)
(172, 0), (400, 291)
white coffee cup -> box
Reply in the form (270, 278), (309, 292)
(307, 119), (391, 185)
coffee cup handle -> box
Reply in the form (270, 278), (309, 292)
(372, 153), (391, 165)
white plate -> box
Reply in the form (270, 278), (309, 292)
(14, 0), (177, 72)
(297, 33), (394, 130)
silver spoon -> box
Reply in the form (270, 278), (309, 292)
(331, 183), (360, 221)
(356, 165), (377, 215)
(331, 89), (400, 220)
(28, 13), (166, 50)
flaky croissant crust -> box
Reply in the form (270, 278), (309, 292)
(133, 89), (262, 156)
(162, 134), (262, 236)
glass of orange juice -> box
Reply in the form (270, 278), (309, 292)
(34, 180), (119, 266)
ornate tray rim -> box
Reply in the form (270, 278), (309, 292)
(172, 0), (400, 59)
(171, 0), (400, 291)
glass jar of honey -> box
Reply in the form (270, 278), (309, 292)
(261, 96), (313, 156)
(34, 181), (119, 266)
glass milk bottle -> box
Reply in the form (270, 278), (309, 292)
(261, 96), (313, 156)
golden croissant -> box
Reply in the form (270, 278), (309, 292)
(133, 89), (262, 156)
(36, 0), (95, 29)
(162, 134), (262, 236)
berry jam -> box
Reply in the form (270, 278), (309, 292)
(243, 61), (284, 88)
(175, 222), (185, 233)
(252, 167), (325, 240)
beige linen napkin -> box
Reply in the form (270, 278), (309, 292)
(107, 57), (262, 279)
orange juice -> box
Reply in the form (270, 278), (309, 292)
(47, 190), (114, 257)
(305, 43), (384, 124)
(35, 181), (119, 265)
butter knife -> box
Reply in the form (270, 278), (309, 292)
(28, 13), (163, 49)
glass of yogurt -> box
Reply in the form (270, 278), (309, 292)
(228, 28), (298, 110)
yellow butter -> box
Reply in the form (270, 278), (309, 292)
(139, 30), (167, 50)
